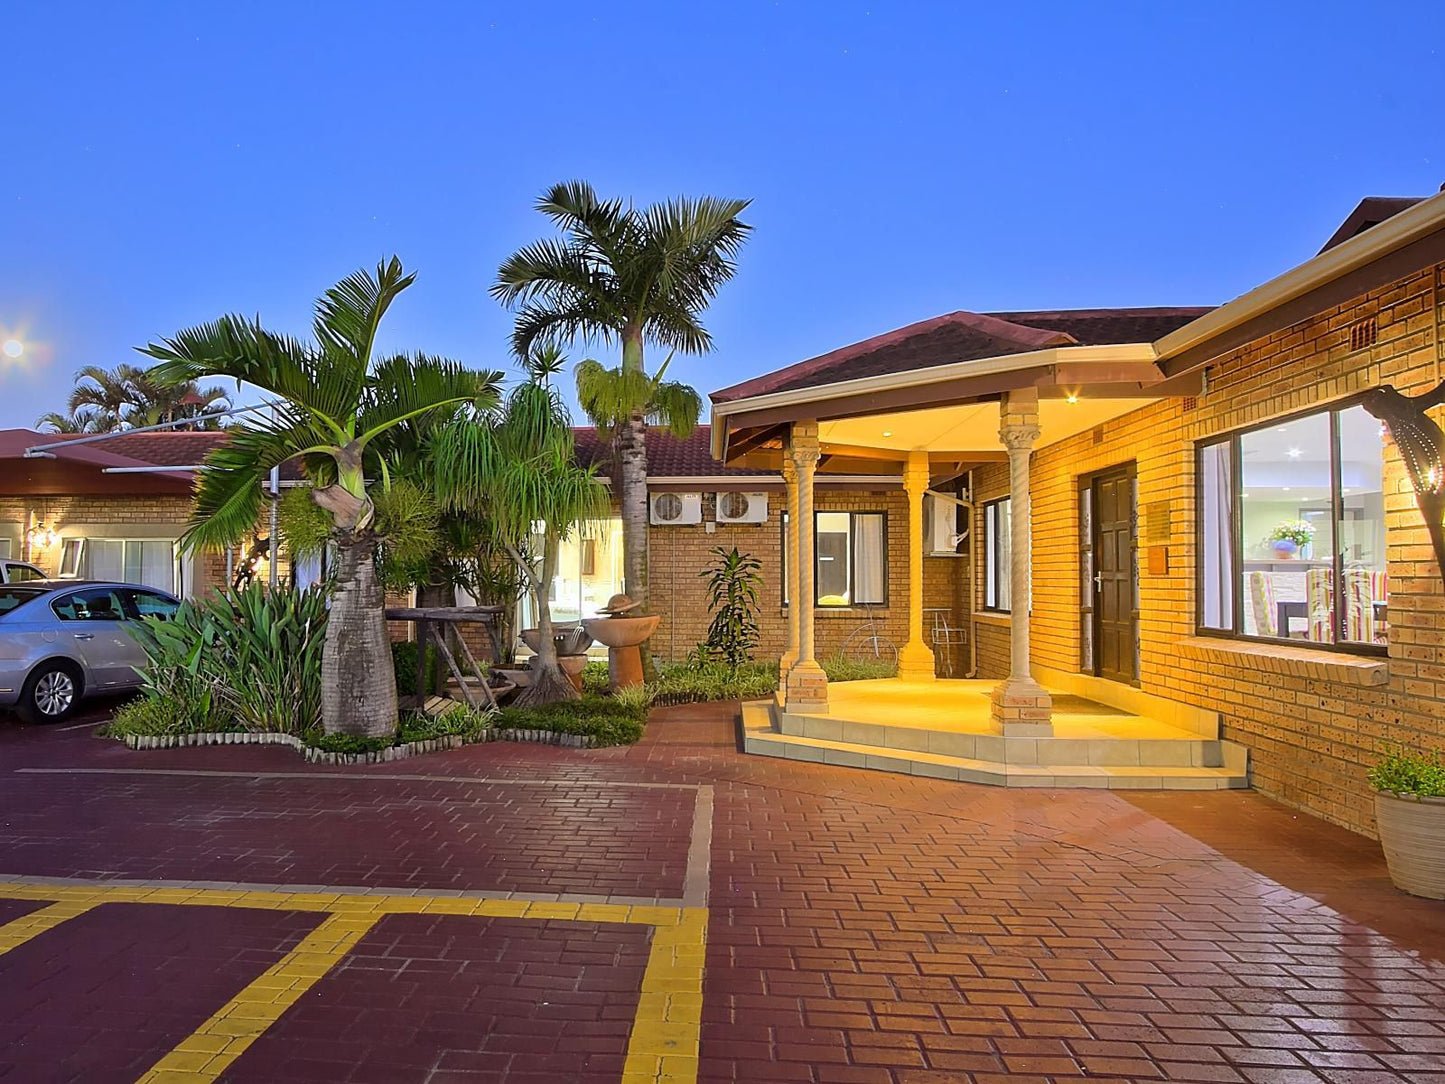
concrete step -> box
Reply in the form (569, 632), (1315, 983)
(778, 712), (1224, 767)
(741, 703), (1249, 791)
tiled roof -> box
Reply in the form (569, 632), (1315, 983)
(1318, 196), (1427, 254)
(983, 307), (1213, 346)
(709, 307), (1210, 403)
(574, 425), (771, 477)
(54, 430), (230, 466)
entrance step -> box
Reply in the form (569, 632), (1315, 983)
(742, 702), (1249, 791)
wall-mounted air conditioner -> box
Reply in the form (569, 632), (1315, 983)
(650, 492), (703, 525)
(926, 492), (967, 555)
(714, 491), (769, 525)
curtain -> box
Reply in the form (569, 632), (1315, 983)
(1201, 442), (1234, 629)
(852, 513), (885, 604)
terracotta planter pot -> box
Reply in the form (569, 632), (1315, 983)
(1375, 791), (1445, 900)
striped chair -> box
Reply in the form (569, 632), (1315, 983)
(1344, 570), (1388, 644)
(1306, 567), (1335, 643)
(1247, 571), (1277, 637)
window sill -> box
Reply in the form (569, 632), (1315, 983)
(1176, 636), (1388, 687)
(780, 607), (892, 619)
(973, 611), (1012, 627)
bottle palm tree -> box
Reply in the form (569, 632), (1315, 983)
(432, 350), (609, 706)
(139, 257), (503, 737)
(492, 181), (750, 657)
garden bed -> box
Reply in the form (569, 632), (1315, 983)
(113, 726), (606, 765)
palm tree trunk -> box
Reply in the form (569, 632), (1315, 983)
(618, 410), (658, 678)
(517, 532), (577, 706)
(321, 536), (399, 736)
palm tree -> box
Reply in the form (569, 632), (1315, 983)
(139, 257), (503, 737)
(60, 362), (232, 431)
(433, 351), (609, 706)
(492, 181), (751, 655)
(35, 407), (117, 434)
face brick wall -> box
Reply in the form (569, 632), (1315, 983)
(970, 262), (1445, 838)
(647, 487), (973, 667)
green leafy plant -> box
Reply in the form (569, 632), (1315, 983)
(1369, 750), (1445, 798)
(391, 640), (441, 699)
(821, 655), (899, 683)
(700, 547), (762, 671)
(1267, 520), (1315, 547)
(493, 695), (647, 746)
(126, 584), (329, 734)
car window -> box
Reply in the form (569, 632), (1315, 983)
(5, 563), (45, 582)
(124, 589), (180, 621)
(0, 587), (42, 615)
(51, 588), (127, 622)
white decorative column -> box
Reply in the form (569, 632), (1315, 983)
(779, 454), (800, 679)
(990, 391), (1053, 735)
(784, 422), (829, 713)
(897, 449), (937, 682)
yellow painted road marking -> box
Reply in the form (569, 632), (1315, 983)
(0, 899), (98, 956)
(0, 882), (708, 1084)
(134, 910), (383, 1083)
(621, 907), (707, 1084)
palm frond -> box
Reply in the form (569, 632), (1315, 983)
(509, 299), (616, 360)
(649, 379), (702, 440)
(358, 355), (504, 447)
(313, 256), (416, 375)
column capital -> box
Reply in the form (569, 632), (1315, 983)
(901, 449), (931, 496)
(780, 456), (797, 483)
(998, 423), (1042, 452)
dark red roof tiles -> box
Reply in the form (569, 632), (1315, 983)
(573, 425), (769, 477)
(710, 306), (1211, 403)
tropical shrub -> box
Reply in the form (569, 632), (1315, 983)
(820, 654), (898, 683)
(700, 547), (762, 671)
(494, 695), (647, 746)
(1369, 750), (1445, 798)
(126, 584), (329, 734)
(650, 660), (778, 705)
(391, 640), (442, 698)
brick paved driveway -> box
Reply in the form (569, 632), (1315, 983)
(1, 702), (1443, 1083)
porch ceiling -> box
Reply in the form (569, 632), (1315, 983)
(818, 395), (1159, 456)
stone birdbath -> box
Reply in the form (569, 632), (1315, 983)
(517, 625), (593, 693)
(582, 594), (660, 692)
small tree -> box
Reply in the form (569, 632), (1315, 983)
(432, 350), (609, 705)
(700, 546), (762, 672)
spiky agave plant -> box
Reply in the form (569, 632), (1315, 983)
(139, 257), (503, 737)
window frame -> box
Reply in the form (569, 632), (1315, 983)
(74, 537), (180, 594)
(780, 509), (890, 609)
(1193, 394), (1387, 657)
(981, 496), (1012, 614)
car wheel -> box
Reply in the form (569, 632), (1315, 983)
(18, 662), (82, 725)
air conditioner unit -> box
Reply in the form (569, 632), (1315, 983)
(926, 493), (966, 555)
(650, 492), (703, 525)
(714, 491), (769, 525)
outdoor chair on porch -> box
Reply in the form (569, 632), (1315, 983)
(929, 609), (968, 678)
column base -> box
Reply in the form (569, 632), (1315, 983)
(989, 677), (1053, 736)
(896, 641), (936, 682)
(779, 650), (798, 684)
(784, 659), (829, 714)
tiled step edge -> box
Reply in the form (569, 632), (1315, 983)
(741, 705), (1249, 791)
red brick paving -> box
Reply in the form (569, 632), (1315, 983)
(222, 914), (651, 1084)
(2, 703), (1445, 1083)
(0, 902), (318, 1083)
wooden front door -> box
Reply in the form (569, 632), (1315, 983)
(1091, 467), (1138, 684)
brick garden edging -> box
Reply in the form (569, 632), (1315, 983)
(118, 727), (603, 765)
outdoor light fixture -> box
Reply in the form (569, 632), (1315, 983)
(1066, 394), (1079, 404)
(1361, 380), (1445, 585)
(1287, 447), (1302, 459)
(26, 521), (57, 549)
(882, 430), (893, 438)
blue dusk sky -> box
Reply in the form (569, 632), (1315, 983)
(2, 1), (1442, 429)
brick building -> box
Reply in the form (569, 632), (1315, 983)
(713, 189), (1445, 835)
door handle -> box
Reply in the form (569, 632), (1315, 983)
(1093, 572), (1103, 591)
(73, 632), (95, 640)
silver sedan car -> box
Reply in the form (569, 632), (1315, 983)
(0, 581), (180, 723)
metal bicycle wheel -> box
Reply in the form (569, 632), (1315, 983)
(841, 630), (898, 667)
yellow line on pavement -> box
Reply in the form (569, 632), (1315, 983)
(134, 910), (383, 1084)
(621, 907), (708, 1084)
(0, 899), (98, 956)
(0, 882), (706, 1084)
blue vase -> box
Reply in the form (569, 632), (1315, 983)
(1272, 539), (1299, 559)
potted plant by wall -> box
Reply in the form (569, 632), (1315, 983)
(1369, 750), (1445, 899)
(1267, 520), (1314, 560)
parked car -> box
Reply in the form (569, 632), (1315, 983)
(0, 581), (179, 723)
(0, 559), (47, 584)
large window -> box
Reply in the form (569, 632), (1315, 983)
(982, 497), (1011, 612)
(518, 517), (625, 627)
(782, 511), (887, 607)
(60, 537), (179, 593)
(1198, 402), (1388, 651)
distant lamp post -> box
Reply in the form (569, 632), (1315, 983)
(1, 339), (23, 360)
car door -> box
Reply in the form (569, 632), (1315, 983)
(50, 587), (142, 690)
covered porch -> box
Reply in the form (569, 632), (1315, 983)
(710, 309), (1249, 788)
